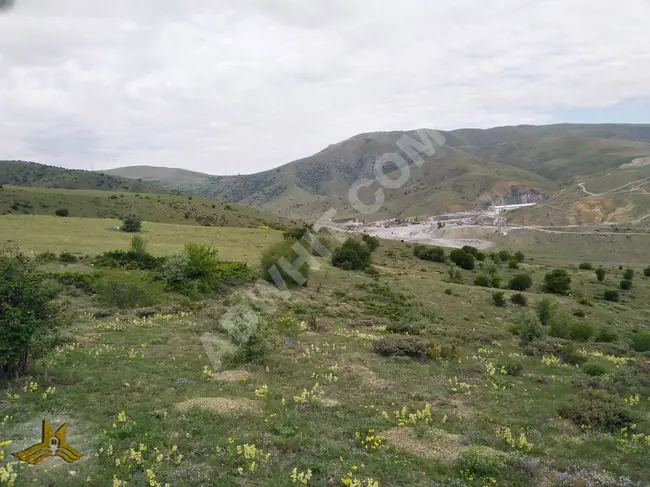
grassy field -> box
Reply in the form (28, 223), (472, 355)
(0, 185), (296, 229)
(1, 217), (650, 487)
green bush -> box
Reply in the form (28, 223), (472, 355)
(643, 266), (650, 277)
(93, 250), (164, 271)
(492, 291), (506, 307)
(569, 322), (594, 342)
(548, 316), (570, 339)
(498, 362), (523, 376)
(498, 250), (512, 262)
(536, 297), (556, 326)
(386, 322), (425, 335)
(508, 259), (519, 269)
(543, 269), (571, 295)
(59, 251), (78, 263)
(474, 274), (491, 287)
(458, 450), (502, 479)
(121, 212), (142, 233)
(603, 290), (620, 302)
(449, 249), (475, 270)
(426, 343), (460, 361)
(462, 246), (485, 261)
(44, 270), (102, 293)
(582, 362), (607, 377)
(557, 343), (587, 366)
(508, 273), (532, 291)
(283, 226), (310, 241)
(558, 390), (635, 432)
(36, 251), (57, 262)
(514, 251), (525, 263)
(261, 240), (310, 286)
(331, 238), (372, 271)
(414, 245), (446, 262)
(224, 318), (284, 367)
(631, 332), (650, 353)
(373, 336), (428, 358)
(364, 266), (380, 278)
(622, 268), (634, 280)
(620, 279), (632, 290)
(94, 270), (164, 309)
(361, 234), (380, 252)
(0, 247), (63, 378)
(510, 293), (527, 306)
(595, 329), (618, 343)
(130, 235), (147, 253)
(519, 310), (545, 345)
(579, 262), (593, 270)
(55, 208), (69, 217)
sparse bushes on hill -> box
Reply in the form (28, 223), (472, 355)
(262, 240), (311, 286)
(603, 289), (620, 302)
(449, 248), (475, 270)
(0, 247), (62, 378)
(622, 268), (634, 280)
(508, 273), (532, 291)
(543, 269), (571, 295)
(121, 212), (142, 233)
(55, 208), (69, 217)
(414, 244), (446, 262)
(620, 279), (632, 290)
(595, 267), (606, 282)
(558, 389), (635, 432)
(331, 237), (373, 271)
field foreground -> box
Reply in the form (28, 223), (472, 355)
(1, 216), (650, 487)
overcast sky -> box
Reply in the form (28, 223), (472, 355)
(1, 0), (649, 175)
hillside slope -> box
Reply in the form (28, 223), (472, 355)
(103, 165), (222, 193)
(0, 160), (170, 194)
(0, 185), (295, 229)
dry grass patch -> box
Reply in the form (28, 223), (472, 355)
(340, 364), (391, 390)
(175, 397), (261, 415)
(211, 369), (251, 382)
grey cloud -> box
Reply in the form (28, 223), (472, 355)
(0, 0), (649, 174)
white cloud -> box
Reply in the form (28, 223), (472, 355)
(0, 0), (649, 174)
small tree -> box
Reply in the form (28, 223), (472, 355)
(514, 251), (525, 263)
(414, 245), (446, 262)
(130, 235), (147, 253)
(331, 238), (372, 271)
(620, 279), (633, 290)
(361, 234), (380, 252)
(595, 267), (606, 282)
(519, 310), (544, 345)
(603, 290), (620, 302)
(543, 269), (571, 295)
(579, 262), (593, 270)
(121, 213), (142, 233)
(55, 208), (69, 217)
(261, 240), (310, 287)
(498, 250), (512, 262)
(492, 291), (506, 307)
(644, 267), (650, 277)
(536, 297), (556, 326)
(449, 249), (475, 270)
(622, 268), (634, 280)
(508, 273), (533, 291)
(0, 247), (61, 378)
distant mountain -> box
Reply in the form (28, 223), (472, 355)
(0, 160), (169, 194)
(103, 165), (223, 192)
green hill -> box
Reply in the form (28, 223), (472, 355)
(0, 160), (169, 194)
(0, 185), (295, 229)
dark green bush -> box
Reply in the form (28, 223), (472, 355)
(55, 208), (69, 217)
(620, 279), (632, 290)
(569, 322), (594, 342)
(462, 246), (485, 261)
(130, 235), (147, 253)
(557, 343), (588, 366)
(474, 274), (491, 287)
(36, 251), (57, 262)
(414, 245), (446, 262)
(58, 251), (78, 263)
(261, 240), (310, 286)
(643, 266), (650, 277)
(558, 389), (635, 432)
(1, 248), (63, 379)
(373, 336), (428, 358)
(514, 251), (525, 263)
(283, 226), (310, 241)
(94, 270), (164, 309)
(223, 318), (284, 367)
(510, 293), (527, 306)
(492, 291), (506, 307)
(543, 269), (571, 295)
(331, 238), (372, 271)
(93, 250), (164, 271)
(603, 290), (620, 302)
(449, 249), (475, 270)
(498, 250), (512, 262)
(386, 322), (425, 335)
(458, 450), (502, 479)
(622, 268), (634, 280)
(508, 259), (519, 269)
(573, 309), (586, 318)
(426, 343), (460, 361)
(595, 329), (618, 343)
(121, 212), (142, 233)
(582, 362), (607, 377)
(498, 362), (523, 376)
(519, 311), (545, 345)
(44, 270), (102, 293)
(579, 262), (593, 270)
(361, 234), (380, 252)
(631, 332), (650, 353)
(536, 297), (555, 326)
(595, 267), (606, 282)
(508, 273), (532, 291)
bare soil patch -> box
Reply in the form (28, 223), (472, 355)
(175, 397), (261, 415)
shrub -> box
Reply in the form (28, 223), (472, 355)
(579, 262), (593, 270)
(121, 212), (142, 232)
(582, 362), (607, 377)
(414, 245), (446, 262)
(373, 336), (428, 358)
(427, 343), (460, 361)
(492, 291), (506, 307)
(595, 267), (606, 282)
(261, 240), (311, 287)
(622, 268), (634, 280)
(94, 270), (164, 309)
(223, 317), (284, 366)
(130, 235), (147, 253)
(548, 316), (570, 339)
(558, 389), (635, 432)
(519, 310), (545, 345)
(55, 208), (69, 217)
(0, 247), (62, 378)
(557, 343), (587, 366)
(283, 226), (310, 241)
(644, 266), (650, 277)
(603, 290), (620, 302)
(387, 322), (425, 335)
(44, 270), (101, 293)
(498, 250), (512, 262)
(474, 274), (491, 287)
(458, 450), (502, 479)
(361, 234), (380, 252)
(462, 246), (485, 261)
(331, 238), (372, 271)
(508, 259), (519, 269)
(508, 273), (532, 291)
(364, 266), (380, 278)
(595, 329), (618, 343)
(511, 293), (527, 306)
(36, 251), (57, 262)
(620, 279), (632, 290)
(449, 249), (475, 270)
(536, 297), (555, 326)
(514, 251), (525, 263)
(543, 269), (571, 295)
(93, 250), (163, 271)
(59, 251), (78, 263)
(447, 263), (463, 283)
(499, 362), (523, 376)
(573, 309), (585, 318)
(631, 332), (650, 353)
(569, 322), (594, 342)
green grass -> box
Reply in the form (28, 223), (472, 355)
(1, 219), (650, 486)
